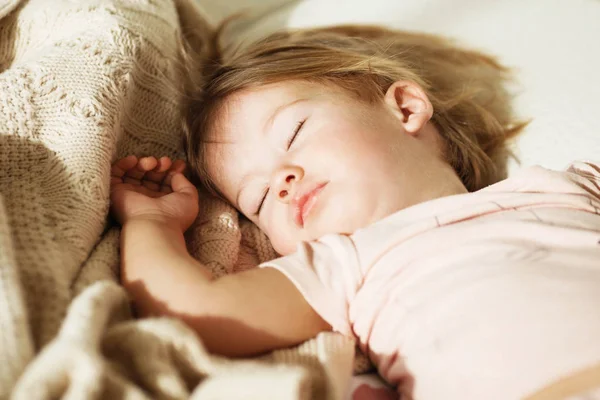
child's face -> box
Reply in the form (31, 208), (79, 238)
(204, 80), (466, 255)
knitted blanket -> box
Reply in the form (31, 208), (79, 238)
(0, 0), (355, 398)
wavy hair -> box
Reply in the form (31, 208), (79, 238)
(183, 24), (527, 194)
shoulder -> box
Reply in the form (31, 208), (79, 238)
(259, 234), (362, 335)
(563, 160), (600, 198)
(261, 234), (362, 285)
(565, 160), (600, 180)
(485, 160), (600, 197)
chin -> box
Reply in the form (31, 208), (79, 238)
(272, 241), (296, 257)
(277, 248), (293, 257)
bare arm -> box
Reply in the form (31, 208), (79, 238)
(110, 156), (330, 356)
(120, 216), (331, 358)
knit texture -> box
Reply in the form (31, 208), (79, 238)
(0, 0), (355, 398)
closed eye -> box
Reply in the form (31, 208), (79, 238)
(255, 119), (305, 216)
(255, 187), (269, 216)
(287, 119), (306, 150)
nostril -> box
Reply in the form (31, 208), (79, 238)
(285, 174), (294, 183)
(279, 189), (288, 198)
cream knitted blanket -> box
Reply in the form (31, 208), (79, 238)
(0, 0), (355, 398)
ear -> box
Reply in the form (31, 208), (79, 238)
(384, 80), (433, 135)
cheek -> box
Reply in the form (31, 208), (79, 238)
(262, 207), (298, 256)
(302, 126), (363, 167)
(316, 128), (397, 175)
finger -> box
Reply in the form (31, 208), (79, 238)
(123, 176), (142, 186)
(163, 160), (187, 181)
(141, 179), (161, 192)
(161, 160), (187, 193)
(170, 159), (187, 174)
(145, 157), (172, 184)
(171, 173), (198, 197)
(124, 177), (163, 194)
(161, 171), (176, 193)
(113, 181), (163, 198)
(111, 155), (138, 178)
(110, 177), (123, 186)
(137, 184), (164, 198)
(139, 156), (158, 171)
(160, 183), (173, 194)
(125, 156), (157, 181)
(155, 156), (173, 173)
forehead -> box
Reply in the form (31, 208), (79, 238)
(220, 81), (323, 133)
(208, 79), (358, 145)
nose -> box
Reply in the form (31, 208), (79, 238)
(273, 165), (304, 203)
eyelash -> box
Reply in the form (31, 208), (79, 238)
(255, 119), (307, 216)
(287, 119), (306, 149)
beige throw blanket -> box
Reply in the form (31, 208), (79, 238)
(0, 0), (355, 398)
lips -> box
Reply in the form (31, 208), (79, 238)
(292, 183), (327, 227)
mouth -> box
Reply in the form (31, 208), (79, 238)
(293, 183), (327, 228)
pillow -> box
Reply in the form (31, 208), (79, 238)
(196, 0), (600, 174)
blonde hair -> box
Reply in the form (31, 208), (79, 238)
(183, 24), (527, 194)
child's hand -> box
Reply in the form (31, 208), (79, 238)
(110, 155), (199, 232)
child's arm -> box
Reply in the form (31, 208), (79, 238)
(111, 156), (331, 357)
(121, 217), (330, 357)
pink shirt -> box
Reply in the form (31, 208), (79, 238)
(261, 162), (600, 400)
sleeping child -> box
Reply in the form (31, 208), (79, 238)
(109, 25), (600, 399)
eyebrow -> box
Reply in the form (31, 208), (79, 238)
(263, 97), (309, 133)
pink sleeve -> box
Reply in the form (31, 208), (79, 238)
(259, 234), (362, 336)
(566, 161), (600, 200)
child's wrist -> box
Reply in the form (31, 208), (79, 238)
(124, 214), (183, 232)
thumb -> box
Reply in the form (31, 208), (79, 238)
(171, 172), (198, 197)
